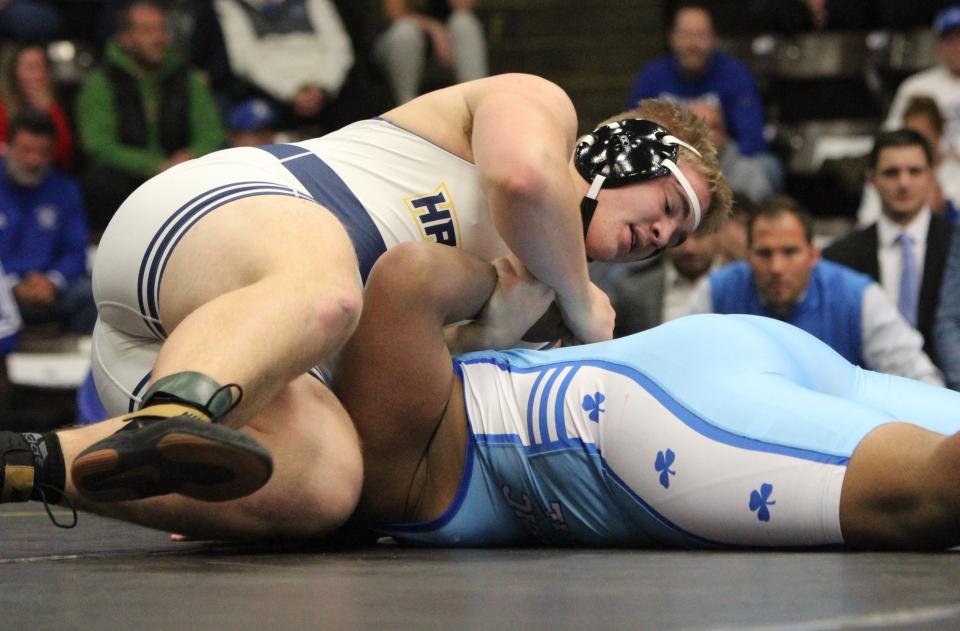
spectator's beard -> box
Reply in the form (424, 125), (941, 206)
(6, 159), (46, 188)
(130, 47), (165, 72)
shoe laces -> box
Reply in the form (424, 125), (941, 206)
(207, 383), (243, 424)
(34, 483), (77, 529)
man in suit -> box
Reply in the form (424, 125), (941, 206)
(610, 229), (717, 335)
(823, 129), (952, 367)
(690, 195), (941, 384)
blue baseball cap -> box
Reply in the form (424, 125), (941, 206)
(934, 5), (960, 37)
(228, 98), (278, 132)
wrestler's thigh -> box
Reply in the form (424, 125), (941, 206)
(600, 365), (904, 548)
(840, 422), (959, 549)
(91, 317), (159, 416)
(157, 194), (360, 330)
(93, 148), (310, 339)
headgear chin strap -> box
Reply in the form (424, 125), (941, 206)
(575, 119), (703, 240)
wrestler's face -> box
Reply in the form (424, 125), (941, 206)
(581, 159), (711, 263)
(5, 129), (52, 188)
(120, 4), (170, 68)
(869, 145), (933, 225)
(748, 212), (819, 316)
(670, 8), (715, 76)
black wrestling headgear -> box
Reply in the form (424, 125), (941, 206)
(575, 119), (702, 239)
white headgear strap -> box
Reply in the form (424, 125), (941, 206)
(662, 135), (702, 230)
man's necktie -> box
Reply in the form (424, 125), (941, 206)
(897, 232), (919, 328)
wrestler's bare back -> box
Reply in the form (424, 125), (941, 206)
(381, 73), (580, 168)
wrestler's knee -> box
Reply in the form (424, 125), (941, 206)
(841, 423), (958, 549)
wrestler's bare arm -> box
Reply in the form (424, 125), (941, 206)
(383, 74), (614, 344)
(334, 242), (553, 519)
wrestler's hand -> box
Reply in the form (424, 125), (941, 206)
(557, 282), (615, 344)
(477, 255), (555, 348)
(446, 255), (555, 353)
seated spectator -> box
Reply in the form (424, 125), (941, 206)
(0, 258), (21, 354)
(629, 3), (782, 190)
(688, 99), (773, 204)
(227, 97), (278, 147)
(213, 0), (354, 130)
(0, 1), (63, 42)
(860, 95), (960, 226)
(935, 221), (960, 390)
(375, 0), (488, 105)
(0, 258), (21, 410)
(689, 195), (942, 384)
(716, 193), (754, 265)
(824, 129), (952, 367)
(0, 43), (75, 172)
(886, 6), (960, 161)
(99, 0), (232, 114)
(609, 230), (717, 336)
(76, 0), (225, 233)
(0, 111), (95, 336)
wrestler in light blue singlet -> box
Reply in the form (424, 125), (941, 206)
(374, 314), (960, 548)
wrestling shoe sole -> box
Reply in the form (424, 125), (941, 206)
(72, 419), (273, 503)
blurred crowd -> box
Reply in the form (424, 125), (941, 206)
(6, 0), (960, 424)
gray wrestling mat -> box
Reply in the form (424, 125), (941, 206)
(2, 504), (959, 631)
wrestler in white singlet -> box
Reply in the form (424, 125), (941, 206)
(91, 118), (510, 414)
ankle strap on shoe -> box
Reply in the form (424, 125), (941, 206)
(1, 434), (34, 503)
(140, 371), (238, 420)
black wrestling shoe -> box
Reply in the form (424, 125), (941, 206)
(72, 409), (273, 503)
(1, 432), (76, 528)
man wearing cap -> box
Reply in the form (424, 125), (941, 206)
(227, 98), (278, 147)
(0, 74), (731, 539)
(886, 5), (960, 156)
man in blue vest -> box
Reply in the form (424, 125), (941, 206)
(688, 195), (942, 384)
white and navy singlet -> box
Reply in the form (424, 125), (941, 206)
(90, 118), (508, 415)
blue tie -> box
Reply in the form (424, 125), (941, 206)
(897, 232), (919, 327)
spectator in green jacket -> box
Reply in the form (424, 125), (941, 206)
(76, 0), (225, 234)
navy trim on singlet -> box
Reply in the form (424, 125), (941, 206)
(128, 371), (153, 413)
(257, 144), (387, 282)
(137, 182), (303, 338)
(373, 425), (478, 534)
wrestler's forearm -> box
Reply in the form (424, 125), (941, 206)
(471, 89), (589, 305)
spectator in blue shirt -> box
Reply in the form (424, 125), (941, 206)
(0, 110), (95, 335)
(629, 4), (782, 189)
(688, 195), (942, 384)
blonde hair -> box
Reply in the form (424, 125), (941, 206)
(597, 99), (733, 234)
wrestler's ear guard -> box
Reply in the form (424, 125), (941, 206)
(575, 119), (703, 239)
